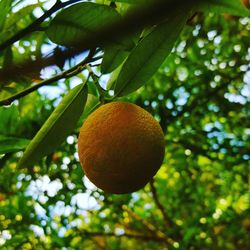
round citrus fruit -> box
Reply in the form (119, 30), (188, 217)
(77, 101), (165, 194)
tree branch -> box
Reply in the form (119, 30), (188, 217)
(0, 0), (83, 52)
(0, 48), (84, 84)
(83, 230), (168, 244)
(122, 205), (175, 246)
(0, 49), (96, 106)
(149, 179), (175, 229)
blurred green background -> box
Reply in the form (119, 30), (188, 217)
(0, 1), (249, 249)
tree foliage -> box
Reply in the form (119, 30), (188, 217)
(0, 0), (249, 249)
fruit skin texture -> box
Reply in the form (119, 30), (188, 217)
(78, 102), (165, 194)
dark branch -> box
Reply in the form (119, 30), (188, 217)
(149, 179), (174, 229)
(0, 47), (84, 84)
(84, 230), (168, 244)
(0, 49), (96, 106)
(122, 205), (175, 246)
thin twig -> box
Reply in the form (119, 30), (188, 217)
(149, 179), (174, 229)
(83, 230), (169, 244)
(86, 64), (106, 104)
(0, 49), (96, 106)
(122, 205), (175, 246)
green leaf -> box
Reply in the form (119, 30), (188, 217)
(106, 63), (124, 90)
(0, 105), (20, 136)
(82, 94), (100, 120)
(104, 0), (148, 3)
(18, 84), (88, 167)
(0, 0), (12, 31)
(196, 0), (250, 17)
(3, 47), (13, 68)
(0, 3), (43, 44)
(101, 46), (128, 74)
(0, 135), (30, 154)
(114, 8), (189, 96)
(183, 227), (199, 245)
(46, 2), (132, 49)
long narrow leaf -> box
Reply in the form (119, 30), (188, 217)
(114, 7), (190, 96)
(46, 2), (133, 49)
(101, 46), (128, 74)
(18, 84), (88, 167)
(0, 0), (12, 31)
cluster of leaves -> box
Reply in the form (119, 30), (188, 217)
(0, 0), (249, 249)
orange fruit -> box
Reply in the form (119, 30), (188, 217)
(77, 102), (165, 194)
